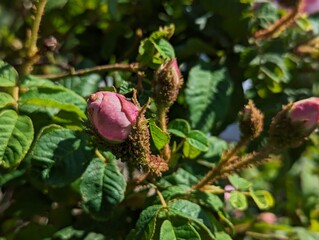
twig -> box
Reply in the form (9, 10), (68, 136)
(253, 0), (305, 40)
(35, 62), (142, 80)
(20, 0), (48, 76)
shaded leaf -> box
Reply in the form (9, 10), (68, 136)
(30, 127), (93, 187)
(185, 62), (233, 133)
(80, 155), (126, 220)
(135, 205), (162, 240)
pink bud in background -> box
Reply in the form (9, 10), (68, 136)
(288, 97), (319, 134)
(258, 212), (277, 224)
(224, 185), (235, 201)
(87, 91), (139, 143)
(276, 0), (319, 15)
(303, 0), (319, 15)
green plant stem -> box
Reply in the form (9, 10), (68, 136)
(157, 104), (171, 161)
(35, 62), (142, 80)
(20, 0), (48, 76)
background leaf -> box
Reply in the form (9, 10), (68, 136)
(185, 62), (233, 133)
(229, 191), (248, 210)
(229, 174), (252, 190)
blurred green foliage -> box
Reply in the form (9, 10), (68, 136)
(0, 0), (319, 239)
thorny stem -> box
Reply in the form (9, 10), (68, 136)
(192, 144), (276, 191)
(157, 104), (171, 161)
(35, 62), (142, 80)
(192, 137), (250, 191)
(221, 136), (250, 164)
(20, 0), (48, 76)
(253, 0), (304, 40)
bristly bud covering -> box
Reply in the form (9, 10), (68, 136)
(110, 96), (168, 176)
(153, 58), (183, 107)
(269, 97), (319, 148)
(239, 100), (264, 140)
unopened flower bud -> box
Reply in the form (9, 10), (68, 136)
(153, 58), (183, 107)
(87, 91), (139, 143)
(269, 97), (319, 148)
(258, 212), (277, 224)
(239, 100), (264, 140)
(276, 0), (319, 15)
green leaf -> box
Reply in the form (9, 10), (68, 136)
(161, 167), (199, 187)
(0, 92), (15, 109)
(215, 231), (232, 240)
(152, 38), (175, 60)
(46, 0), (68, 11)
(0, 110), (34, 168)
(19, 85), (86, 118)
(19, 84), (87, 129)
(185, 62), (233, 133)
(186, 130), (209, 152)
(167, 202), (214, 240)
(229, 191), (247, 210)
(160, 220), (176, 240)
(169, 200), (202, 220)
(183, 130), (208, 159)
(30, 127), (93, 187)
(135, 205), (162, 240)
(58, 73), (101, 97)
(168, 218), (201, 240)
(168, 119), (191, 138)
(228, 174), (252, 190)
(183, 140), (202, 159)
(0, 169), (25, 186)
(250, 189), (274, 210)
(193, 191), (223, 212)
(80, 156), (127, 220)
(149, 119), (170, 150)
(0, 60), (18, 87)
(161, 185), (190, 201)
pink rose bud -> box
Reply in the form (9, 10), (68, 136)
(224, 184), (235, 201)
(258, 212), (277, 224)
(154, 58), (183, 107)
(276, 0), (319, 15)
(288, 97), (319, 134)
(87, 91), (139, 143)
